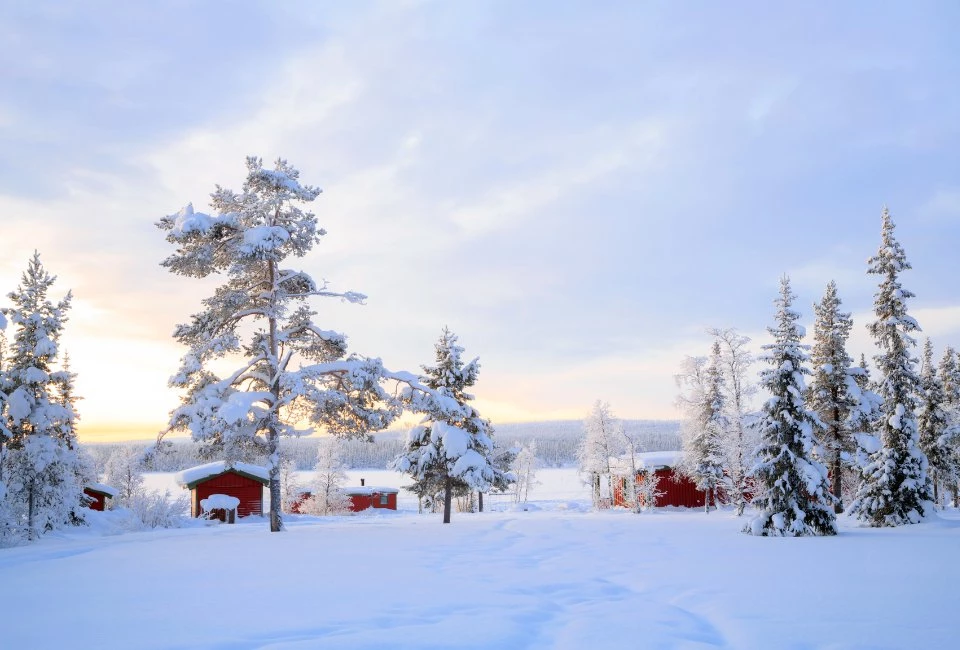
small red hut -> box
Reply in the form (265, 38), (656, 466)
(84, 483), (118, 511)
(341, 485), (399, 512)
(175, 461), (269, 518)
(611, 451), (711, 509)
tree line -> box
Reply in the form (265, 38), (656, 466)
(671, 209), (953, 536)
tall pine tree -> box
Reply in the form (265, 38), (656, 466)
(157, 157), (447, 532)
(686, 342), (727, 513)
(807, 281), (858, 512)
(850, 208), (933, 526)
(745, 276), (836, 537)
(1, 253), (85, 541)
(938, 347), (960, 506)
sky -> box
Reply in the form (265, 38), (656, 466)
(2, 1), (959, 442)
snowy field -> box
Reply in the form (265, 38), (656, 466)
(3, 469), (960, 649)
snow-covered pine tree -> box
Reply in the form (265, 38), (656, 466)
(1, 253), (86, 541)
(391, 328), (497, 523)
(807, 281), (859, 513)
(157, 157), (444, 532)
(577, 400), (624, 508)
(917, 339), (957, 507)
(745, 276), (837, 537)
(686, 342), (727, 513)
(846, 355), (882, 505)
(938, 348), (960, 506)
(708, 327), (757, 515)
(850, 209), (934, 526)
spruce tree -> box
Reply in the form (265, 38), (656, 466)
(745, 276), (837, 537)
(392, 328), (498, 523)
(917, 339), (957, 506)
(938, 348), (960, 506)
(850, 208), (934, 526)
(688, 342), (727, 512)
(808, 281), (858, 512)
(1, 253), (85, 541)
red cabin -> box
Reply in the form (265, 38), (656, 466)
(175, 461), (269, 519)
(342, 486), (399, 512)
(611, 451), (715, 509)
(84, 483), (118, 511)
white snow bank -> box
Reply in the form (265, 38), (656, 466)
(174, 461), (269, 487)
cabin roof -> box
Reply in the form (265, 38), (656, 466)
(175, 461), (270, 489)
(341, 486), (400, 496)
(609, 450), (684, 474)
(86, 483), (118, 498)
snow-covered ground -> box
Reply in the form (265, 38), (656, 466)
(4, 469), (959, 649)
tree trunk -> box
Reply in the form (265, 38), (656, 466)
(832, 454), (843, 514)
(27, 479), (35, 541)
(443, 475), (453, 524)
(478, 491), (483, 512)
(267, 255), (283, 533)
(831, 404), (843, 514)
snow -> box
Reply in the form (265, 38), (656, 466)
(610, 450), (683, 474)
(341, 486), (399, 496)
(7, 468), (959, 648)
(217, 391), (271, 424)
(6, 386), (32, 422)
(173, 461), (269, 487)
(87, 483), (118, 498)
(200, 494), (240, 511)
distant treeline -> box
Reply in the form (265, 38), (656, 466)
(83, 420), (681, 472)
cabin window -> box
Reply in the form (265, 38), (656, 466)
(379, 494), (389, 505)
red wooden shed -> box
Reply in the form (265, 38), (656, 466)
(611, 451), (714, 509)
(175, 461), (269, 518)
(84, 483), (118, 511)
(341, 486), (399, 512)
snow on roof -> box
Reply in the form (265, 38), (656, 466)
(175, 461), (270, 488)
(609, 450), (684, 474)
(341, 487), (400, 496)
(200, 494), (241, 511)
(86, 483), (118, 498)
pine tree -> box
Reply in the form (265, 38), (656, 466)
(157, 157), (442, 532)
(687, 342), (727, 513)
(745, 276), (837, 537)
(850, 209), (934, 526)
(938, 348), (960, 506)
(917, 339), (957, 507)
(1, 253), (85, 541)
(577, 400), (624, 508)
(807, 281), (858, 513)
(846, 355), (882, 505)
(391, 328), (497, 523)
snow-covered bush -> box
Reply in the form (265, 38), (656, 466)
(125, 490), (190, 529)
